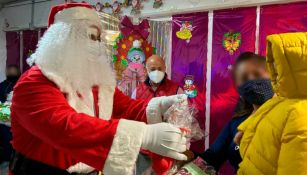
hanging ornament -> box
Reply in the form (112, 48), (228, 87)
(223, 31), (241, 55)
(123, 0), (130, 7)
(112, 1), (121, 14)
(183, 75), (197, 98)
(153, 0), (163, 8)
(131, 0), (141, 15)
(95, 2), (103, 12)
(176, 21), (193, 43)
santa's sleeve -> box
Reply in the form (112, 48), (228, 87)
(112, 88), (149, 123)
(11, 75), (146, 175)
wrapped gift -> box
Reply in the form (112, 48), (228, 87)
(0, 103), (11, 123)
(174, 157), (216, 175)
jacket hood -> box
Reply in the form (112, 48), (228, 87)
(266, 32), (307, 98)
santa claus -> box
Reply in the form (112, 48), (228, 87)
(9, 3), (187, 175)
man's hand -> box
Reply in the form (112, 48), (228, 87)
(142, 123), (187, 161)
(234, 131), (243, 145)
(146, 94), (188, 124)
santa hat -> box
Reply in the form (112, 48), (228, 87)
(48, 3), (100, 27)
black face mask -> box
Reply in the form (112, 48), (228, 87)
(6, 75), (20, 82)
(238, 79), (274, 105)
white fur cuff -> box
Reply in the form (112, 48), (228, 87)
(103, 119), (146, 175)
(67, 162), (95, 174)
(146, 97), (164, 124)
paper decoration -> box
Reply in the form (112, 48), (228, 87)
(222, 31), (241, 55)
(112, 1), (121, 14)
(94, 1), (122, 14)
(153, 0), (163, 8)
(176, 21), (193, 43)
(113, 16), (156, 96)
(184, 75), (197, 98)
(131, 0), (142, 15)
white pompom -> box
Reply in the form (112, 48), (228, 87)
(132, 40), (141, 48)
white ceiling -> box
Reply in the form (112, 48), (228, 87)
(0, 0), (27, 7)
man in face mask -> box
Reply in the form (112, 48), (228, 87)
(132, 55), (184, 175)
(0, 65), (20, 103)
(132, 55), (183, 100)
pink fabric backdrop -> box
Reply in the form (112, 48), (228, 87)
(211, 7), (257, 174)
(210, 7), (257, 145)
(172, 12), (208, 153)
(259, 1), (307, 56)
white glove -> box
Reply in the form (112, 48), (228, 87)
(141, 123), (187, 161)
(146, 94), (188, 124)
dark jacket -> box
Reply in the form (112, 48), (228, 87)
(200, 115), (248, 172)
(0, 79), (17, 103)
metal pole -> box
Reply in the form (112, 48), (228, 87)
(19, 31), (23, 72)
(30, 0), (35, 29)
(38, 28), (41, 39)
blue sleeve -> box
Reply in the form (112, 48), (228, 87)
(199, 120), (232, 171)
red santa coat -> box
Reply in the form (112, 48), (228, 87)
(10, 66), (149, 174)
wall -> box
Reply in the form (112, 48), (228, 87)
(1, 0), (303, 30)
(0, 10), (7, 82)
(1, 0), (64, 30)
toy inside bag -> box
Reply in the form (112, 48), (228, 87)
(164, 101), (205, 146)
(147, 101), (205, 175)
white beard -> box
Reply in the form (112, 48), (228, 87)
(30, 20), (116, 119)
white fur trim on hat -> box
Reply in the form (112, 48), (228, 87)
(55, 7), (101, 25)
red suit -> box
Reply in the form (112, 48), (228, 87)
(10, 66), (149, 174)
(135, 77), (181, 99)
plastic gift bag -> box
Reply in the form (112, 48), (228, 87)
(164, 101), (205, 147)
(163, 101), (206, 175)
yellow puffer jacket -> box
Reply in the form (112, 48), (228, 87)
(237, 32), (307, 175)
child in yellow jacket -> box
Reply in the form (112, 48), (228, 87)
(237, 32), (307, 175)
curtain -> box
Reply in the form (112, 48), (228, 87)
(171, 12), (208, 91)
(259, 1), (307, 56)
(22, 30), (38, 72)
(148, 19), (172, 76)
(6, 32), (20, 67)
(98, 12), (120, 59)
(172, 12), (208, 153)
(210, 7), (257, 143)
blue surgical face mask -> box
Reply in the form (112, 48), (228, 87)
(238, 79), (274, 105)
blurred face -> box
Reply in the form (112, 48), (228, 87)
(6, 67), (20, 78)
(234, 59), (269, 87)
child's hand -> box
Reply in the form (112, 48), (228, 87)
(234, 131), (243, 145)
(183, 150), (195, 162)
